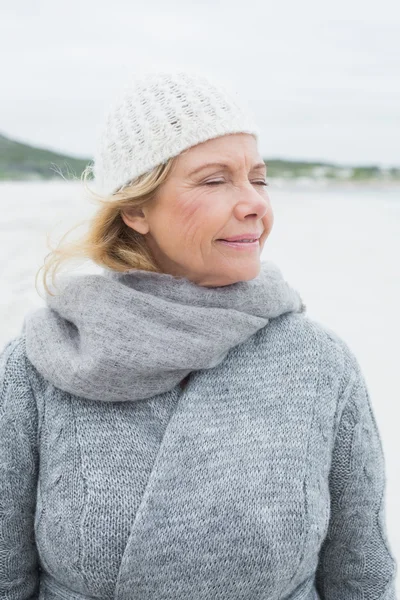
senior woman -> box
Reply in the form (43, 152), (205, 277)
(0, 70), (397, 599)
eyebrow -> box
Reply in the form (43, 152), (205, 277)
(188, 161), (267, 176)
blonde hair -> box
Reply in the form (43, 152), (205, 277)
(36, 156), (178, 298)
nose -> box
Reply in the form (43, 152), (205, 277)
(234, 182), (271, 219)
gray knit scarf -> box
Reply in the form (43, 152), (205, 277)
(23, 260), (306, 402)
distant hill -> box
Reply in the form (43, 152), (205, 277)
(265, 159), (400, 183)
(0, 133), (90, 181)
(0, 132), (399, 184)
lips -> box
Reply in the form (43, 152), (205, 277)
(216, 239), (260, 250)
(218, 233), (262, 242)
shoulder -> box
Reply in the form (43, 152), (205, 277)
(258, 311), (362, 397)
(0, 335), (30, 385)
(0, 335), (44, 412)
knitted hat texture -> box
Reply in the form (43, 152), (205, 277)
(92, 69), (260, 196)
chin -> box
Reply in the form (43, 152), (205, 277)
(219, 264), (261, 285)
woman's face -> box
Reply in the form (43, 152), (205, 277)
(121, 133), (274, 287)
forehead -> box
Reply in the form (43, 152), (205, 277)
(175, 133), (263, 173)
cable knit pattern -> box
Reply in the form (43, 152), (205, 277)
(0, 307), (398, 597)
(0, 338), (40, 599)
(92, 69), (260, 196)
(315, 337), (398, 599)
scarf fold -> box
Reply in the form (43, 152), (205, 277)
(23, 260), (306, 402)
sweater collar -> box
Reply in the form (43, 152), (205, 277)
(23, 260), (306, 402)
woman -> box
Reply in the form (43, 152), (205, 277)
(0, 69), (397, 599)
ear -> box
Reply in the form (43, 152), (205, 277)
(120, 207), (150, 235)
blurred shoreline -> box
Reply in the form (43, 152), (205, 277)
(267, 177), (400, 192)
(1, 178), (400, 194)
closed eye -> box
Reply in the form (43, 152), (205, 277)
(205, 181), (269, 186)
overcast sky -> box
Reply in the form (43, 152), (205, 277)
(1, 0), (399, 167)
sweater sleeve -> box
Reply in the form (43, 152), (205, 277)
(315, 352), (398, 599)
(0, 337), (40, 599)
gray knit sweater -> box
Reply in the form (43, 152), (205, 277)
(0, 261), (397, 599)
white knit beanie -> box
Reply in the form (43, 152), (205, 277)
(92, 68), (260, 197)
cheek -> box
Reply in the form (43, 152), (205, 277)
(174, 196), (221, 242)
